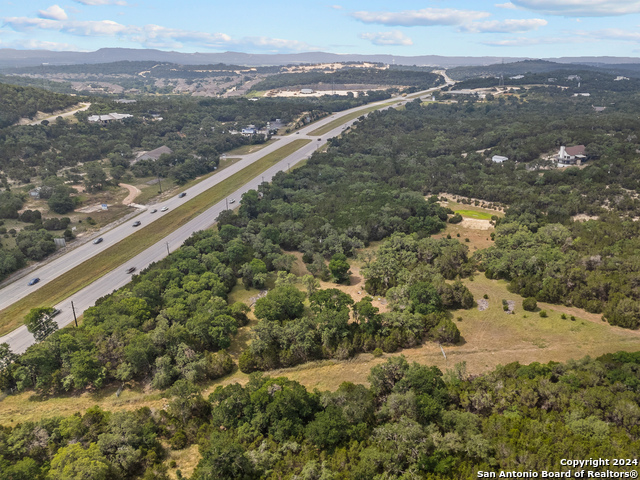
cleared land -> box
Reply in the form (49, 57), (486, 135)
(0, 139), (311, 334)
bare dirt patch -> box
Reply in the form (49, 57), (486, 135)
(459, 218), (492, 230)
(120, 183), (142, 205)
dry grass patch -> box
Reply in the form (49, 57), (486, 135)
(0, 384), (165, 428)
(166, 444), (200, 480)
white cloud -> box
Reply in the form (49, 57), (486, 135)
(329, 5), (343, 9)
(351, 7), (490, 27)
(359, 31), (413, 46)
(38, 5), (68, 21)
(511, 0), (640, 16)
(460, 18), (547, 33)
(2, 15), (313, 53)
(74, 0), (128, 5)
(5, 17), (129, 36)
(581, 28), (640, 42)
(12, 38), (82, 50)
(495, 2), (517, 9)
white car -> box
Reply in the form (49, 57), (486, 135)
(161, 206), (169, 212)
(229, 199), (236, 204)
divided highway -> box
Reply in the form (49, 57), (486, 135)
(0, 85), (450, 354)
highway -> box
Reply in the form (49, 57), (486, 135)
(0, 84), (450, 354)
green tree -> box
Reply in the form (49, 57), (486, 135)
(47, 443), (112, 480)
(254, 285), (306, 322)
(408, 282), (443, 315)
(302, 274), (320, 296)
(25, 307), (58, 342)
(84, 163), (108, 192)
(192, 432), (255, 480)
(328, 253), (351, 284)
(48, 187), (75, 214)
(522, 297), (538, 311)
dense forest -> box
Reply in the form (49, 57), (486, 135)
(0, 81), (80, 128)
(1, 352), (639, 479)
(251, 68), (444, 91)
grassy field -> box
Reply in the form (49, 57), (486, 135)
(0, 139), (311, 335)
(308, 102), (394, 136)
(454, 209), (494, 220)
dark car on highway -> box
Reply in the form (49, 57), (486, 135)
(133, 221), (141, 227)
(93, 237), (103, 244)
(126, 267), (136, 274)
(179, 192), (187, 198)
(28, 278), (40, 286)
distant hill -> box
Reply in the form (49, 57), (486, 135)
(2, 47), (639, 69)
(447, 59), (640, 81)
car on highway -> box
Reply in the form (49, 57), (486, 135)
(229, 198), (236, 204)
(178, 192), (187, 198)
(50, 308), (61, 318)
(161, 206), (169, 212)
(150, 209), (157, 214)
(126, 267), (136, 274)
(93, 237), (103, 244)
(133, 221), (141, 227)
(28, 278), (40, 286)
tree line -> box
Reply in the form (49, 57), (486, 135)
(2, 352), (639, 479)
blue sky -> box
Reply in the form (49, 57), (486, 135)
(3, 0), (640, 58)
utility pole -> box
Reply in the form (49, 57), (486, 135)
(166, 242), (170, 256)
(71, 301), (78, 327)
(157, 173), (162, 194)
(226, 198), (228, 210)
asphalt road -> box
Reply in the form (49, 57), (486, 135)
(0, 85), (450, 354)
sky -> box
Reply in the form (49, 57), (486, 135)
(2, 0), (640, 58)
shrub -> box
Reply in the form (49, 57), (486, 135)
(372, 348), (383, 357)
(382, 336), (398, 353)
(539, 310), (548, 318)
(561, 313), (567, 319)
(170, 430), (188, 450)
(448, 213), (463, 224)
(483, 294), (489, 299)
(522, 297), (537, 312)
(238, 350), (257, 374)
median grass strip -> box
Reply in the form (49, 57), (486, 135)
(0, 139), (311, 335)
(308, 102), (395, 136)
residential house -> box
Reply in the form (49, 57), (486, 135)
(88, 113), (133, 123)
(557, 145), (586, 166)
(134, 146), (173, 163)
